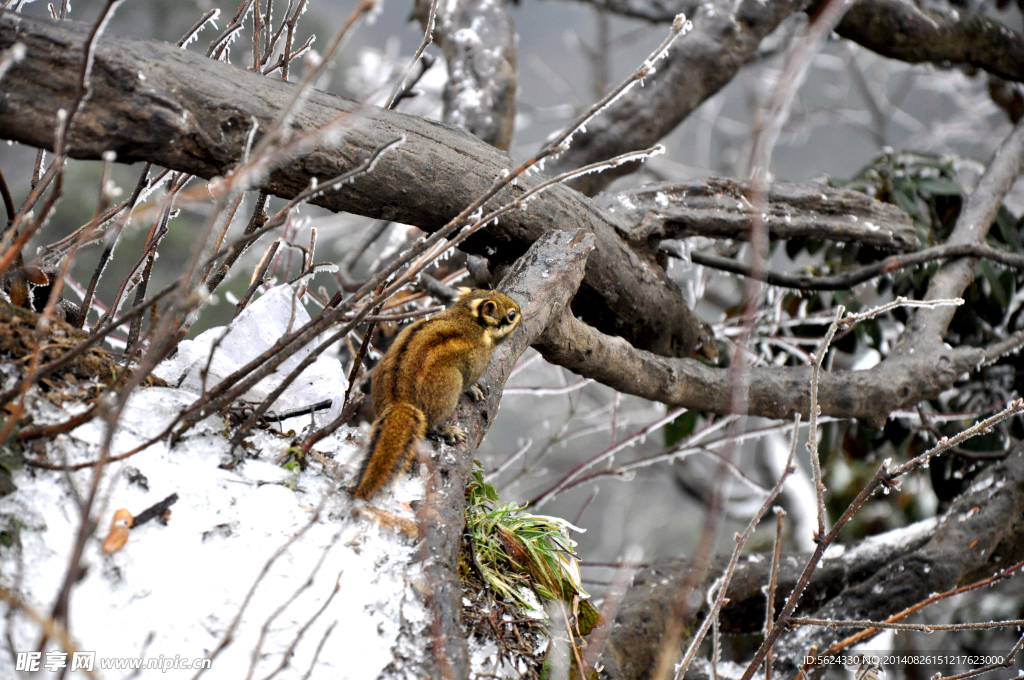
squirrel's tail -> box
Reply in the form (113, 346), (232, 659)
(352, 402), (427, 499)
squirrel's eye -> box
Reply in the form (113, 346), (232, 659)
(508, 310), (516, 321)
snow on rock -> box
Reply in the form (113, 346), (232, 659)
(153, 283), (348, 414)
(822, 517), (937, 562)
(0, 286), (429, 679)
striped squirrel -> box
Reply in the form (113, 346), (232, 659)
(352, 288), (521, 499)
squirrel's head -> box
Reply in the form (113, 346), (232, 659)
(456, 288), (522, 343)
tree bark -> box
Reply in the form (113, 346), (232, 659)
(420, 228), (595, 677)
(0, 11), (708, 359)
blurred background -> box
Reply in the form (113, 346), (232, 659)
(3, 0), (1024, 673)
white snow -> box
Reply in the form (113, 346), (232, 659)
(153, 282), (348, 414)
(822, 517), (937, 562)
(0, 285), (430, 679)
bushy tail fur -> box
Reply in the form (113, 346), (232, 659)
(352, 402), (427, 499)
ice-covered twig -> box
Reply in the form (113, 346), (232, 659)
(504, 379), (592, 396)
(790, 618), (1024, 631)
(735, 399), (1024, 680)
(926, 633), (1024, 680)
(384, 0), (439, 110)
(764, 506), (786, 680)
(177, 8), (220, 48)
(544, 14), (692, 159)
(671, 414), (801, 680)
(839, 296), (963, 326)
(807, 307), (842, 539)
(530, 405), (688, 508)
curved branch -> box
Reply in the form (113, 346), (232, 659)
(539, 0), (801, 195)
(598, 519), (939, 679)
(601, 443), (1024, 679)
(420, 228), (595, 677)
(689, 241), (1024, 291)
(561, 0), (1024, 84)
(535, 307), (983, 426)
(415, 0), (518, 150)
(832, 0), (1024, 84)
(538, 117), (1024, 425)
(769, 443), (1024, 677)
(0, 11), (708, 359)
(600, 178), (917, 251)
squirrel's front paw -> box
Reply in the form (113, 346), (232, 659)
(468, 384), (486, 402)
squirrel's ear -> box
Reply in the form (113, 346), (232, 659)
(480, 300), (497, 318)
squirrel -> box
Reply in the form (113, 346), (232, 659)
(352, 288), (522, 499)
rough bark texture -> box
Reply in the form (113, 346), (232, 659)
(600, 446), (1024, 679)
(536, 117), (1024, 426)
(562, 0), (1024, 84)
(546, 0), (1024, 194)
(0, 11), (708, 359)
(832, 0), (1024, 84)
(600, 520), (939, 679)
(540, 0), (802, 195)
(770, 444), (1024, 678)
(535, 309), (983, 426)
(420, 228), (595, 678)
(415, 0), (518, 150)
(598, 178), (918, 252)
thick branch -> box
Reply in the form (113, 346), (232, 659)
(535, 307), (982, 427)
(599, 520), (939, 679)
(540, 0), (801, 195)
(0, 11), (707, 359)
(601, 445), (1024, 679)
(769, 444), (1024, 677)
(538, 118), (1024, 424)
(562, 0), (1024, 84)
(832, 0), (1024, 84)
(415, 0), (518, 150)
(689, 241), (1024, 291)
(599, 178), (917, 251)
(420, 228), (595, 677)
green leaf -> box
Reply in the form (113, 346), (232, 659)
(914, 177), (963, 197)
(995, 206), (1020, 249)
(892, 190), (920, 218)
(665, 410), (699, 447)
(979, 260), (1009, 311)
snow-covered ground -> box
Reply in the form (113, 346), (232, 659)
(0, 283), (431, 679)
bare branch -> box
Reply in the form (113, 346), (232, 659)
(791, 617), (1024, 631)
(563, 0), (1024, 84)
(540, 0), (801, 195)
(534, 307), (984, 425)
(415, 228), (596, 678)
(689, 241), (1024, 291)
(0, 10), (710, 358)
(601, 178), (918, 252)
